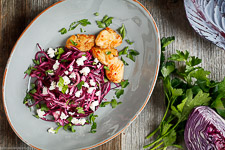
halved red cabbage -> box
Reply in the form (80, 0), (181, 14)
(184, 106), (225, 150)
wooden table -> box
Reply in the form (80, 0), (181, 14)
(0, 0), (224, 149)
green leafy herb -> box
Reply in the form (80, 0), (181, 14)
(104, 77), (108, 83)
(45, 69), (54, 74)
(115, 89), (124, 99)
(111, 99), (122, 108)
(120, 80), (129, 88)
(144, 36), (224, 149)
(24, 66), (37, 75)
(58, 76), (64, 88)
(104, 66), (110, 71)
(33, 114), (40, 119)
(129, 49), (139, 56)
(78, 19), (91, 26)
(29, 88), (36, 94)
(119, 46), (129, 56)
(33, 59), (40, 65)
(62, 85), (68, 94)
(40, 103), (49, 111)
(69, 22), (79, 31)
(99, 101), (111, 107)
(104, 17), (113, 27)
(54, 125), (63, 134)
(80, 28), (85, 32)
(56, 47), (65, 59)
(89, 114), (98, 133)
(76, 81), (85, 90)
(96, 15), (113, 28)
(59, 28), (67, 34)
(126, 39), (134, 45)
(121, 57), (129, 66)
(76, 107), (85, 114)
(96, 21), (106, 28)
(61, 59), (68, 62)
(126, 54), (135, 62)
(70, 40), (78, 46)
(94, 12), (99, 16)
(105, 51), (111, 55)
(118, 24), (126, 39)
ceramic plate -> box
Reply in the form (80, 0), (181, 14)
(2, 0), (160, 149)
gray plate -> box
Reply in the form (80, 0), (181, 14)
(2, 0), (160, 149)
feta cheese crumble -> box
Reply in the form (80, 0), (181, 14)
(76, 56), (87, 66)
(97, 63), (101, 68)
(42, 87), (48, 95)
(94, 58), (99, 64)
(37, 109), (45, 118)
(69, 65), (73, 72)
(68, 112), (75, 116)
(64, 71), (69, 75)
(90, 79), (96, 86)
(83, 82), (89, 88)
(69, 72), (76, 79)
(60, 112), (68, 120)
(87, 87), (96, 94)
(75, 90), (82, 97)
(95, 91), (101, 97)
(90, 101), (99, 111)
(63, 76), (71, 85)
(71, 118), (86, 125)
(48, 127), (56, 134)
(53, 60), (60, 70)
(80, 67), (90, 76)
(47, 48), (57, 58)
(49, 81), (56, 90)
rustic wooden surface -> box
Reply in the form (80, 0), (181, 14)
(0, 0), (224, 150)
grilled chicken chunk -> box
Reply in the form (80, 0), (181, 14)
(95, 27), (122, 49)
(65, 34), (95, 51)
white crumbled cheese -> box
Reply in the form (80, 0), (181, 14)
(97, 63), (101, 68)
(37, 109), (45, 118)
(94, 58), (99, 64)
(49, 81), (56, 90)
(53, 60), (60, 70)
(64, 71), (69, 75)
(69, 72), (76, 79)
(42, 87), (48, 95)
(60, 112), (68, 120)
(65, 89), (69, 94)
(47, 48), (57, 58)
(80, 67), (90, 76)
(75, 90), (82, 97)
(48, 72), (54, 76)
(83, 82), (89, 88)
(63, 76), (71, 85)
(90, 79), (96, 86)
(55, 111), (60, 115)
(87, 87), (96, 94)
(48, 127), (56, 134)
(90, 101), (99, 111)
(69, 65), (73, 72)
(68, 112), (75, 116)
(71, 118), (86, 125)
(69, 89), (73, 95)
(76, 56), (87, 66)
(95, 91), (101, 97)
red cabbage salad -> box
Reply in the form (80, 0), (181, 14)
(23, 16), (139, 134)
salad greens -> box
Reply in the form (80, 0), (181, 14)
(144, 37), (225, 149)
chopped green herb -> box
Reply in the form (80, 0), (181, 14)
(77, 81), (85, 90)
(96, 21), (106, 28)
(76, 107), (85, 114)
(78, 19), (91, 26)
(126, 54), (135, 62)
(94, 12), (99, 16)
(118, 24), (126, 39)
(89, 114), (98, 133)
(35, 104), (40, 109)
(69, 23), (79, 31)
(129, 49), (139, 56)
(59, 28), (67, 34)
(24, 66), (37, 75)
(29, 88), (37, 94)
(104, 77), (108, 82)
(80, 28), (85, 32)
(111, 99), (118, 108)
(96, 15), (113, 28)
(120, 80), (129, 88)
(45, 69), (54, 74)
(54, 125), (63, 134)
(31, 83), (36, 89)
(121, 57), (129, 66)
(104, 66), (110, 71)
(58, 76), (64, 88)
(56, 47), (65, 59)
(105, 51), (111, 55)
(104, 17), (113, 27)
(70, 40), (78, 46)
(33, 59), (40, 65)
(68, 22), (77, 31)
(33, 114), (40, 119)
(115, 89), (124, 99)
(23, 93), (33, 104)
(70, 125), (76, 132)
(126, 39), (134, 45)
(119, 46), (129, 56)
(61, 59), (68, 62)
(99, 101), (111, 107)
(62, 85), (68, 94)
(102, 15), (109, 22)
(63, 123), (71, 131)
(67, 116), (73, 122)
(40, 103), (49, 111)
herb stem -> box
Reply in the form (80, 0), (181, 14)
(146, 127), (159, 139)
(150, 142), (164, 150)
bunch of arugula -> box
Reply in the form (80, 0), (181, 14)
(144, 37), (225, 149)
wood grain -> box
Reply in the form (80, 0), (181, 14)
(0, 0), (224, 150)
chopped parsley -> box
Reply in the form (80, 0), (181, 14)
(59, 28), (67, 34)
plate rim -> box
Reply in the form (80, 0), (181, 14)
(2, 0), (161, 149)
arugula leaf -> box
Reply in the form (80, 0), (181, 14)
(76, 81), (84, 90)
(120, 80), (129, 88)
(76, 107), (85, 114)
(121, 57), (129, 66)
(126, 39), (134, 45)
(119, 46), (129, 56)
(59, 28), (67, 34)
(115, 89), (124, 99)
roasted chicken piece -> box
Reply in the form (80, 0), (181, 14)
(105, 57), (124, 83)
(65, 34), (95, 51)
(91, 47), (118, 65)
(95, 27), (122, 49)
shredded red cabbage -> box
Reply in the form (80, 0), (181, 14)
(24, 44), (111, 127)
